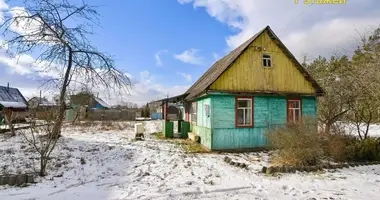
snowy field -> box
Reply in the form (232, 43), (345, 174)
(0, 121), (380, 200)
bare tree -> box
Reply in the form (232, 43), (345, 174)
(346, 27), (380, 139)
(1, 0), (131, 138)
(305, 55), (356, 134)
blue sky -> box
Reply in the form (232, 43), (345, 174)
(0, 0), (380, 105)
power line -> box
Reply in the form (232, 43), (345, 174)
(277, 3), (314, 38)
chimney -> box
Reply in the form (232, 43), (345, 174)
(7, 82), (9, 92)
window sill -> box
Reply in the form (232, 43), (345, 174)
(236, 125), (254, 128)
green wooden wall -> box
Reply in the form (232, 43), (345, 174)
(207, 95), (316, 150)
(192, 97), (212, 149)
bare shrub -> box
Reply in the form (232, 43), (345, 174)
(19, 110), (59, 176)
(321, 134), (355, 163)
(99, 121), (113, 131)
(265, 119), (323, 167)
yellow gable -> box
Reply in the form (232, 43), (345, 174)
(210, 30), (316, 94)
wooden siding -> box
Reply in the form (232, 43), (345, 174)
(255, 96), (287, 128)
(302, 96), (317, 117)
(193, 126), (212, 149)
(213, 128), (268, 150)
(210, 30), (316, 94)
(210, 95), (316, 150)
(193, 97), (212, 149)
(196, 98), (212, 128)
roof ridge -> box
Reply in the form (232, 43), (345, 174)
(183, 25), (323, 101)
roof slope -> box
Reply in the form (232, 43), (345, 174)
(0, 86), (28, 108)
(94, 97), (110, 108)
(28, 97), (56, 107)
(185, 26), (323, 100)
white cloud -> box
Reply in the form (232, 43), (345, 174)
(179, 0), (380, 60)
(174, 48), (204, 65)
(154, 50), (168, 66)
(177, 72), (192, 82)
(212, 52), (220, 61)
(178, 0), (193, 4)
(282, 17), (380, 59)
(115, 70), (189, 106)
(0, 0), (8, 23)
(139, 70), (150, 81)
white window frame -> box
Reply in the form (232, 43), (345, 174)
(236, 97), (253, 127)
(190, 102), (197, 124)
(288, 99), (301, 123)
(262, 54), (272, 67)
(204, 104), (210, 117)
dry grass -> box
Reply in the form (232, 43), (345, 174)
(151, 132), (209, 153)
(182, 142), (209, 153)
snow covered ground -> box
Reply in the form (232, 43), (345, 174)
(0, 121), (380, 200)
(343, 123), (380, 138)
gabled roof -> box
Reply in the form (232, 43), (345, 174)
(94, 97), (110, 108)
(185, 26), (324, 100)
(0, 86), (28, 109)
(28, 97), (56, 107)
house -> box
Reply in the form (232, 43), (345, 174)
(28, 97), (56, 109)
(0, 84), (29, 122)
(92, 97), (110, 109)
(157, 26), (323, 151)
(149, 101), (163, 120)
(70, 92), (110, 109)
(28, 97), (57, 119)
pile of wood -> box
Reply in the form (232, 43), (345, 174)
(0, 173), (35, 186)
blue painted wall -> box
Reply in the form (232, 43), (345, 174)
(194, 94), (317, 150)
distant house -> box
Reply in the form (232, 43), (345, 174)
(156, 26), (324, 151)
(149, 101), (163, 120)
(0, 85), (28, 110)
(92, 97), (110, 109)
(70, 92), (110, 109)
(0, 85), (28, 122)
(28, 97), (56, 109)
(28, 97), (57, 119)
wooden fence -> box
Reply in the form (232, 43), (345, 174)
(86, 109), (136, 121)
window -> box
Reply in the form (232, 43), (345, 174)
(287, 99), (302, 123)
(190, 102), (197, 124)
(236, 97), (253, 127)
(204, 104), (210, 117)
(262, 54), (272, 67)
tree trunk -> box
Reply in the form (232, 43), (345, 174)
(39, 156), (47, 176)
(324, 122), (332, 135)
(3, 110), (15, 136)
(51, 50), (73, 138)
(71, 110), (80, 125)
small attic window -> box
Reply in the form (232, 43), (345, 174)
(262, 54), (272, 67)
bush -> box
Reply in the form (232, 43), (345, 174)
(266, 119), (380, 166)
(347, 137), (380, 161)
(265, 119), (323, 167)
(319, 123), (355, 162)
